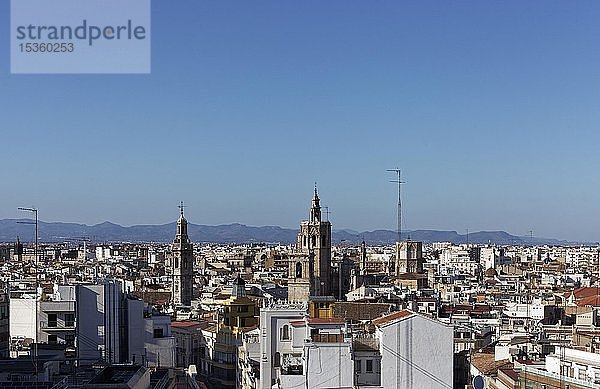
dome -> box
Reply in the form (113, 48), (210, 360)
(484, 268), (497, 277)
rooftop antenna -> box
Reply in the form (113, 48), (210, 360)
(387, 169), (405, 242)
(178, 201), (185, 216)
(529, 230), (533, 246)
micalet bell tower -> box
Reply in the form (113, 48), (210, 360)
(289, 186), (332, 300)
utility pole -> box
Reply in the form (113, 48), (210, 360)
(17, 207), (38, 378)
(387, 169), (405, 242)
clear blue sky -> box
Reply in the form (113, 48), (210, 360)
(1, 1), (599, 241)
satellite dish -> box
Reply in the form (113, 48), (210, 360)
(472, 375), (485, 389)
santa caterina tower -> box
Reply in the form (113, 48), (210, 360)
(172, 202), (194, 307)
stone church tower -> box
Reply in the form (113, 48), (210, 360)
(287, 253), (315, 302)
(395, 240), (424, 274)
(288, 187), (332, 301)
(172, 203), (194, 307)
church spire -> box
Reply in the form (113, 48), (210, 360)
(310, 183), (321, 222)
(178, 201), (185, 218)
(172, 202), (194, 307)
(175, 201), (189, 243)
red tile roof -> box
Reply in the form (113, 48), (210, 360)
(499, 367), (518, 381)
(171, 320), (207, 329)
(307, 317), (345, 325)
(576, 295), (600, 308)
(372, 310), (414, 326)
(471, 352), (511, 375)
(567, 287), (600, 300)
(332, 302), (393, 321)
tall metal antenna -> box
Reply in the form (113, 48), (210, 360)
(178, 201), (185, 216)
(387, 169), (405, 242)
(529, 230), (533, 245)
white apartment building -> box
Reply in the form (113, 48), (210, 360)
(546, 347), (600, 385)
(77, 279), (175, 367)
(256, 302), (354, 388)
(374, 310), (454, 389)
(248, 303), (454, 389)
(439, 246), (480, 276)
(10, 279), (174, 367)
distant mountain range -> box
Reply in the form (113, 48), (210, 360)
(0, 219), (583, 246)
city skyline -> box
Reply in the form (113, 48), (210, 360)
(2, 1), (600, 241)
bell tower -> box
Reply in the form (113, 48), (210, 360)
(172, 202), (194, 307)
(292, 186), (332, 298)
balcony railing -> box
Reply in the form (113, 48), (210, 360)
(520, 365), (600, 388)
(311, 333), (344, 343)
(40, 321), (75, 330)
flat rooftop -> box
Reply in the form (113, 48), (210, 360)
(86, 365), (145, 385)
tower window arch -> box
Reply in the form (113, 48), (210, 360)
(295, 262), (303, 278)
(274, 352), (281, 367)
(281, 325), (290, 341)
(312, 235), (316, 247)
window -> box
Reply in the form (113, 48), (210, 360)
(274, 352), (281, 367)
(65, 313), (75, 327)
(312, 235), (316, 246)
(153, 328), (164, 338)
(48, 335), (57, 344)
(281, 325), (290, 341)
(48, 313), (57, 327)
(355, 359), (362, 373)
(295, 262), (303, 278)
(65, 334), (75, 346)
(238, 305), (248, 313)
(366, 359), (373, 373)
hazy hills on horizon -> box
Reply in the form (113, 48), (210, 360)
(0, 218), (583, 246)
